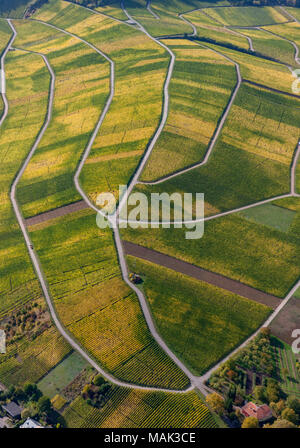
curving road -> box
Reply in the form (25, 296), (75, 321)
(146, 0), (159, 20)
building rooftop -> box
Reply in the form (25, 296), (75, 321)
(241, 402), (272, 422)
(2, 401), (23, 418)
(20, 418), (44, 429)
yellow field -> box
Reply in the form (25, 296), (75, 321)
(13, 19), (110, 217)
(34, 0), (169, 203)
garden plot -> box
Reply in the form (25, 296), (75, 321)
(38, 351), (88, 398)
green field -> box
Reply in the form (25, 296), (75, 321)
(238, 203), (296, 233)
(238, 27), (298, 66)
(141, 39), (236, 180)
(185, 9), (250, 49)
(0, 0), (32, 18)
(203, 6), (288, 27)
(127, 256), (271, 374)
(126, 0), (193, 36)
(38, 351), (88, 398)
(96, 0), (128, 20)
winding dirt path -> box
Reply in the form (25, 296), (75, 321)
(123, 240), (281, 308)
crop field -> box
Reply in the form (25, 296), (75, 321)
(262, 21), (300, 54)
(28, 209), (189, 389)
(126, 256), (270, 374)
(206, 42), (292, 93)
(34, 0), (170, 205)
(122, 208), (300, 298)
(96, 0), (128, 20)
(141, 39), (236, 180)
(272, 337), (300, 398)
(238, 27), (298, 67)
(0, 19), (12, 67)
(13, 19), (110, 218)
(286, 6), (300, 22)
(126, 0), (193, 36)
(202, 6), (288, 27)
(63, 387), (217, 428)
(185, 9), (250, 49)
(0, 0), (300, 429)
(0, 49), (49, 313)
(137, 83), (300, 211)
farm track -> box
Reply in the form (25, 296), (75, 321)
(146, 0), (159, 20)
(25, 200), (89, 226)
(122, 241), (281, 308)
(4, 1), (300, 399)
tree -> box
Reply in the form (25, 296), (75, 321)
(21, 408), (31, 420)
(281, 408), (298, 425)
(253, 386), (266, 403)
(264, 419), (297, 429)
(224, 397), (233, 412)
(93, 375), (105, 387)
(38, 396), (51, 415)
(82, 384), (93, 399)
(242, 416), (259, 428)
(287, 396), (300, 416)
(206, 393), (225, 415)
(24, 383), (42, 401)
(270, 399), (286, 416)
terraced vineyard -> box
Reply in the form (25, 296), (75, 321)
(0, 0), (299, 430)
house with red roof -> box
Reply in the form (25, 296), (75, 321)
(241, 402), (273, 422)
